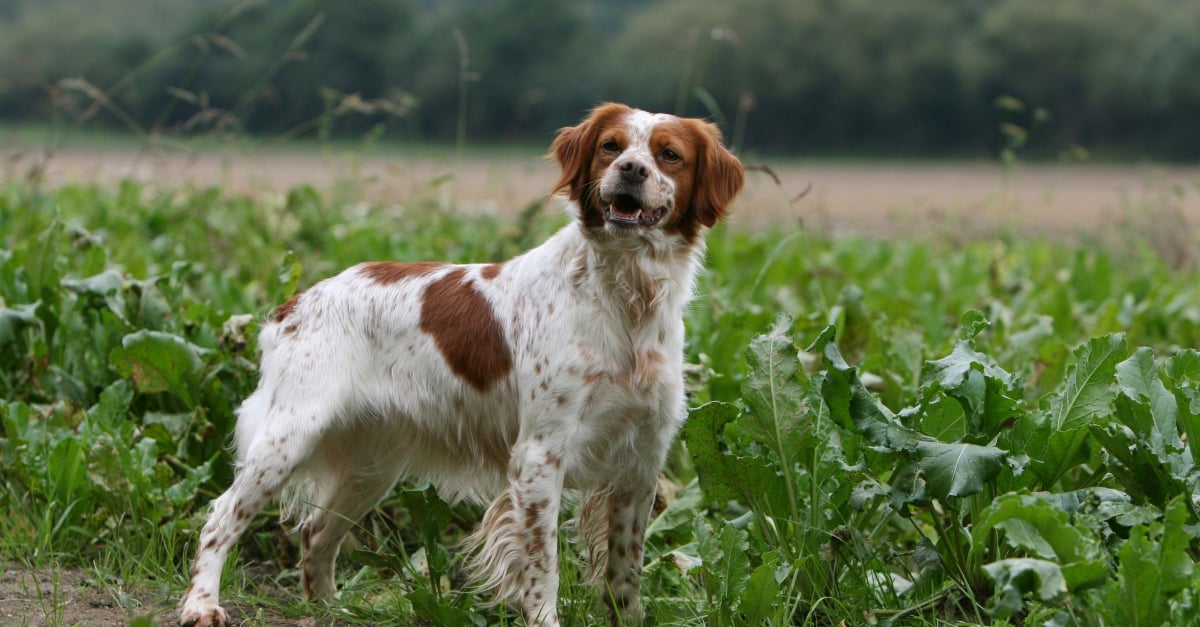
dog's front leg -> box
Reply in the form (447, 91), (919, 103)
(600, 474), (656, 625)
(468, 435), (565, 626)
(511, 435), (565, 626)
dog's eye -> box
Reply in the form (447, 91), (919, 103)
(661, 149), (681, 162)
(601, 140), (620, 152)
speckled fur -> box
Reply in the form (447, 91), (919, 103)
(178, 103), (743, 627)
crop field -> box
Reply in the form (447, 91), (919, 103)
(1, 155), (1200, 625)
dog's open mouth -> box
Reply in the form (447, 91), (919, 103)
(603, 193), (665, 228)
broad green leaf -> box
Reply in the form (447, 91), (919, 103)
(692, 516), (723, 597)
(814, 327), (913, 451)
(738, 552), (782, 624)
(984, 558), (1067, 618)
(86, 380), (134, 432)
(0, 301), (39, 345)
(48, 437), (89, 504)
(1101, 497), (1194, 626)
(958, 309), (990, 340)
(683, 402), (746, 507)
(817, 327), (1006, 501)
(109, 330), (206, 405)
(1048, 333), (1127, 432)
(923, 340), (1020, 439)
(915, 440), (1006, 499)
(717, 521), (751, 603)
(24, 219), (63, 299)
(163, 459), (213, 506)
(1164, 349), (1200, 385)
(645, 478), (703, 549)
(61, 269), (128, 322)
(740, 313), (805, 455)
(406, 588), (472, 627)
(973, 493), (1106, 590)
(1031, 334), (1128, 486)
(1115, 347), (1180, 455)
(1090, 419), (1183, 507)
(1178, 387), (1200, 466)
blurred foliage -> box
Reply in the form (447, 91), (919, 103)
(2, 0), (1200, 158)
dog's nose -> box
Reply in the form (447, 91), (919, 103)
(617, 159), (650, 183)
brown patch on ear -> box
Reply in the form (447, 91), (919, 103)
(686, 119), (745, 228)
(360, 261), (445, 285)
(270, 293), (303, 323)
(550, 103), (631, 228)
(420, 268), (513, 391)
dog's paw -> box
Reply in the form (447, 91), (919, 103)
(178, 603), (228, 627)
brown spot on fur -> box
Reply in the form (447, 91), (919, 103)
(633, 350), (665, 389)
(302, 570), (314, 599)
(205, 537), (217, 549)
(270, 293), (303, 323)
(420, 269), (513, 391)
(360, 261), (444, 285)
(531, 529), (547, 555)
(583, 368), (604, 384)
(481, 263), (503, 280)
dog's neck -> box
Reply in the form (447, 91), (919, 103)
(566, 220), (705, 330)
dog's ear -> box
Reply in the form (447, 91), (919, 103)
(550, 103), (629, 203)
(687, 120), (744, 227)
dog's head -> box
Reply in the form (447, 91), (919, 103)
(551, 103), (744, 242)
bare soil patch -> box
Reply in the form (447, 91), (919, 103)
(5, 146), (1198, 238)
(0, 563), (377, 626)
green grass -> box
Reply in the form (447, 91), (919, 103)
(1, 176), (1199, 625)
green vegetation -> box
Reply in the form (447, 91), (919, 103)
(3, 0), (1200, 158)
(1, 175), (1199, 624)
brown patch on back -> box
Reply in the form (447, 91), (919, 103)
(481, 263), (503, 280)
(270, 293), (303, 323)
(360, 261), (445, 285)
(420, 268), (513, 391)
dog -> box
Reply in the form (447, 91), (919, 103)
(178, 102), (744, 627)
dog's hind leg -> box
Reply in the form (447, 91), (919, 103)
(178, 389), (338, 627)
(296, 445), (405, 600)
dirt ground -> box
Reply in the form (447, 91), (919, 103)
(0, 563), (369, 626)
(4, 145), (1199, 237)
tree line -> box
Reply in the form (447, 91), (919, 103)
(2, 0), (1198, 159)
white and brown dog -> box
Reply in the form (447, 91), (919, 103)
(179, 103), (744, 626)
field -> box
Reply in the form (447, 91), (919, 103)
(2, 149), (1200, 626)
(7, 140), (1200, 237)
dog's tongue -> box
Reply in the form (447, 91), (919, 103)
(610, 194), (642, 219)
